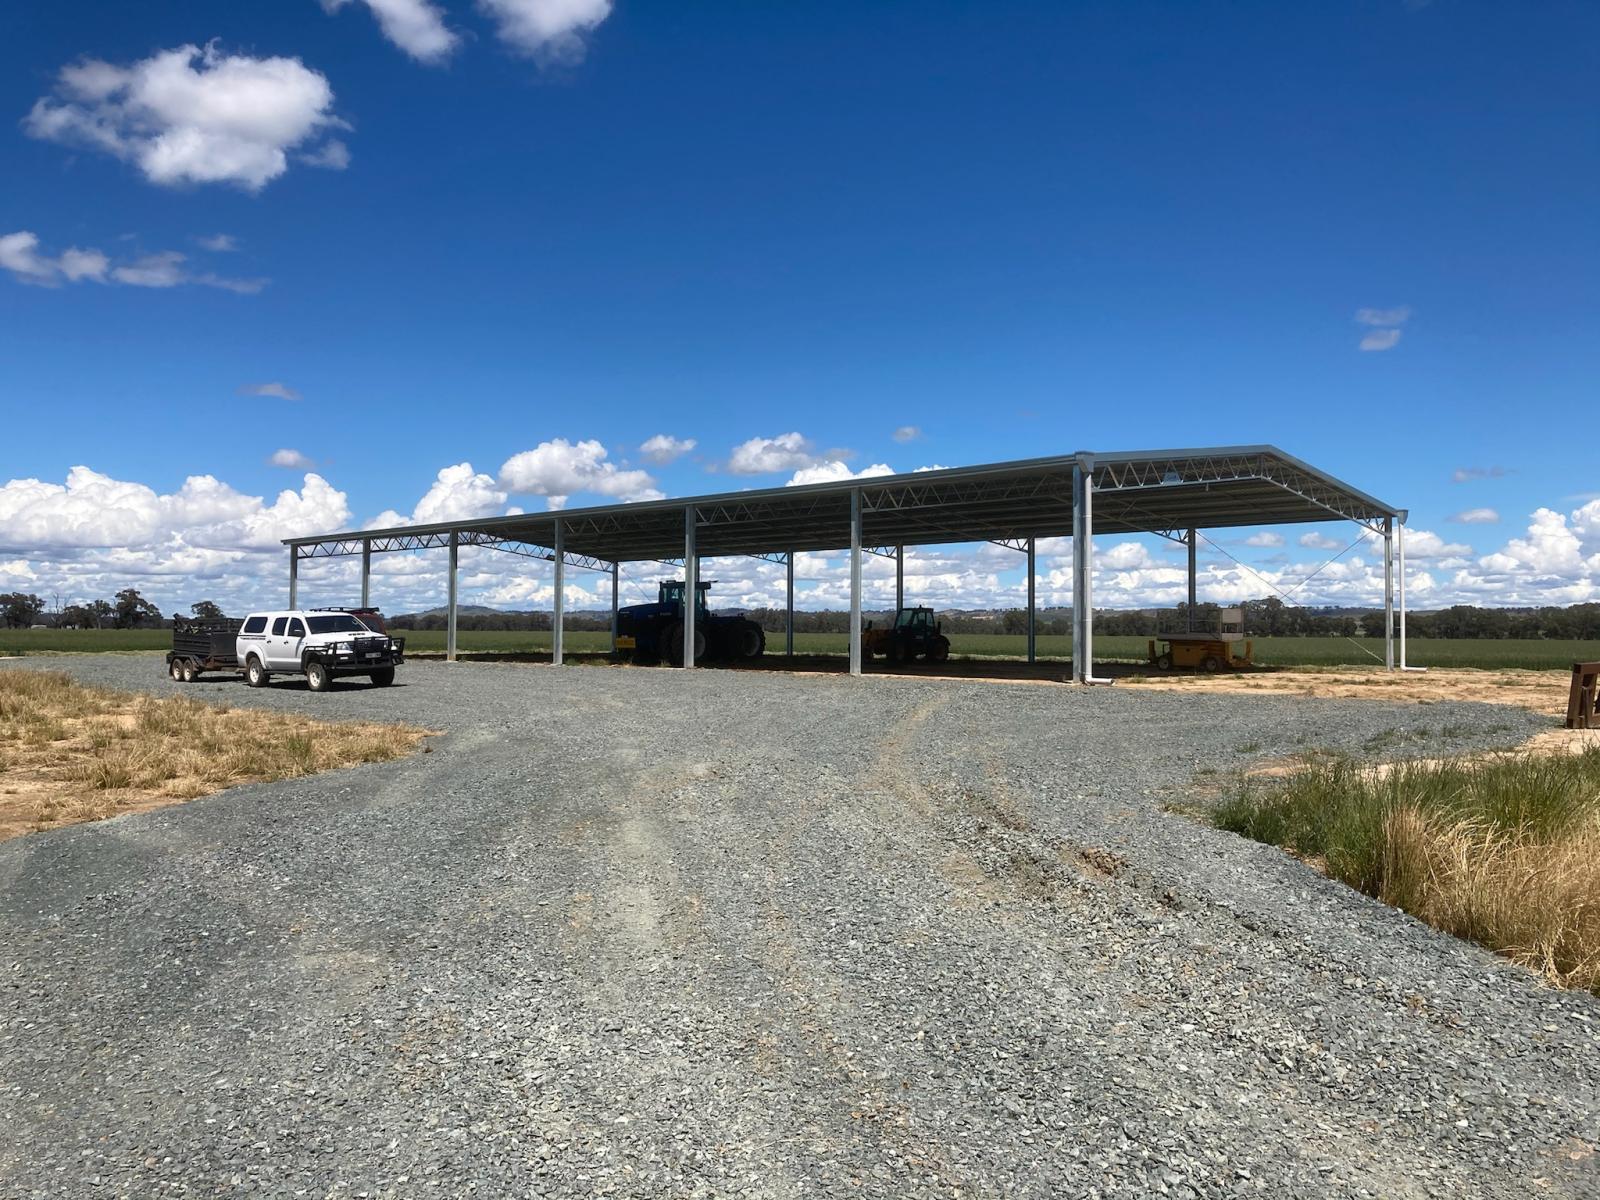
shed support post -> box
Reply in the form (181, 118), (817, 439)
(446, 531), (459, 663)
(361, 539), (372, 608)
(1071, 466), (1082, 680)
(1082, 467), (1095, 680)
(785, 551), (795, 657)
(683, 507), (697, 668)
(288, 546), (298, 609)
(610, 561), (619, 654)
(1071, 463), (1097, 682)
(552, 519), (565, 666)
(1383, 516), (1395, 671)
(1186, 529), (1197, 631)
(895, 546), (904, 612)
(849, 489), (863, 677)
(1398, 516), (1408, 670)
(1026, 537), (1036, 664)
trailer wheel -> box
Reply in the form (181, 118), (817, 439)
(306, 660), (332, 692)
(1155, 653), (1173, 671)
(369, 667), (396, 687)
(245, 656), (268, 687)
(181, 660), (199, 683)
(169, 658), (185, 682)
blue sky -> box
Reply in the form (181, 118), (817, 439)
(2, 1), (1597, 616)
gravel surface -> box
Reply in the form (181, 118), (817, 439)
(1, 655), (1596, 1198)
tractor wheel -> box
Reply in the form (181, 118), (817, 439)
(169, 658), (185, 682)
(306, 660), (332, 692)
(885, 640), (904, 665)
(737, 622), (765, 659)
(925, 636), (951, 664)
(663, 621), (707, 665)
(1201, 655), (1222, 673)
(1155, 652), (1173, 671)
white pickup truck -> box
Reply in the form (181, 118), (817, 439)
(234, 609), (405, 692)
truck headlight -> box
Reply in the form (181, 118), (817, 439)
(336, 641), (353, 654)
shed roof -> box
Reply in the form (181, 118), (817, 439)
(286, 445), (1400, 565)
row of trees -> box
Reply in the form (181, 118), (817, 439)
(0, 589), (207, 630)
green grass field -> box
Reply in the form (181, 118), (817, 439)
(8, 627), (1594, 670)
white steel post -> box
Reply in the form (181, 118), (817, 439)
(1383, 516), (1395, 671)
(1026, 536), (1036, 663)
(446, 530), (459, 663)
(1187, 529), (1197, 631)
(785, 551), (794, 657)
(683, 507), (697, 669)
(610, 561), (619, 654)
(1398, 515), (1408, 670)
(1070, 464), (1084, 681)
(361, 538), (371, 608)
(1082, 466), (1095, 680)
(849, 488), (863, 677)
(552, 519), (565, 666)
(288, 546), (298, 609)
(895, 545), (904, 612)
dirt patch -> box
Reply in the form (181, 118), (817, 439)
(0, 670), (432, 842)
(1123, 665), (1572, 714)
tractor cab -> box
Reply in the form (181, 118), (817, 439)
(895, 606), (939, 634)
(659, 580), (713, 617)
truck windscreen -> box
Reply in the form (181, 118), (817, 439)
(307, 614), (373, 634)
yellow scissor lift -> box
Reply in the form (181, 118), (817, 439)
(1148, 607), (1254, 673)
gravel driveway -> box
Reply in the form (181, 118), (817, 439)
(1, 656), (1596, 1198)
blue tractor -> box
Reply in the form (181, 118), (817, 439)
(614, 580), (766, 664)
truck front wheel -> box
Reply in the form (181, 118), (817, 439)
(245, 657), (268, 687)
(369, 667), (396, 687)
(306, 660), (332, 692)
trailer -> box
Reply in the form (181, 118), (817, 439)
(166, 614), (245, 682)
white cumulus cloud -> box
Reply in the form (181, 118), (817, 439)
(24, 43), (346, 191)
(477, 0), (613, 60)
(1449, 508), (1499, 524)
(892, 425), (922, 443)
(1359, 328), (1402, 352)
(323, 0), (459, 63)
(269, 448), (315, 469)
(1355, 306), (1412, 327)
(1243, 532), (1284, 547)
(499, 439), (660, 507)
(412, 463), (509, 524)
(729, 432), (819, 475)
(786, 461), (894, 487)
(639, 434), (697, 465)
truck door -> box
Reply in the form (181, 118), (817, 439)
(282, 616), (307, 669)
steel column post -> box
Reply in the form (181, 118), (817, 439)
(1081, 466), (1095, 680)
(610, 561), (619, 654)
(785, 551), (795, 657)
(446, 530), (459, 663)
(1383, 516), (1395, 670)
(288, 546), (298, 609)
(683, 507), (697, 668)
(1070, 465), (1083, 681)
(1187, 529), (1197, 631)
(552, 519), (565, 666)
(1398, 516), (1408, 670)
(849, 489), (863, 677)
(361, 538), (371, 608)
(895, 545), (904, 612)
(1026, 537), (1036, 663)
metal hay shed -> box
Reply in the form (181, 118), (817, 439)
(283, 444), (1412, 680)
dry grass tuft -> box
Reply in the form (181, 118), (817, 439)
(1215, 746), (1600, 994)
(0, 670), (431, 841)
